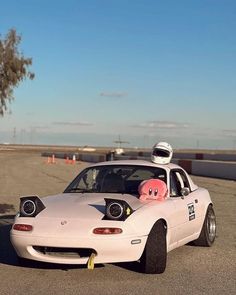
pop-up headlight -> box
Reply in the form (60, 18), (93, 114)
(104, 198), (134, 221)
(20, 196), (45, 217)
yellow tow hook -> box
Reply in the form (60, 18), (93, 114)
(87, 252), (96, 270)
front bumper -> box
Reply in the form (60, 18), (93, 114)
(10, 231), (147, 265)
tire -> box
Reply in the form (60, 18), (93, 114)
(140, 221), (167, 274)
(193, 205), (216, 247)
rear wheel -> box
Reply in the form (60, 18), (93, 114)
(140, 221), (167, 274)
(193, 205), (216, 246)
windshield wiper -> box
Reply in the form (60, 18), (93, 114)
(65, 188), (95, 193)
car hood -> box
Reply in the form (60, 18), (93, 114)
(39, 193), (145, 219)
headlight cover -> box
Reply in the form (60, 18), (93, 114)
(20, 196), (45, 217)
(104, 198), (134, 221)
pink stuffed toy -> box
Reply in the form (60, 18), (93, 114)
(139, 179), (167, 201)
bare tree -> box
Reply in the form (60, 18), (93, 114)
(0, 29), (34, 116)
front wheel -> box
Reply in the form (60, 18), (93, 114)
(140, 221), (167, 274)
(193, 205), (216, 247)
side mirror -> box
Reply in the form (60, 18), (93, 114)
(180, 187), (190, 198)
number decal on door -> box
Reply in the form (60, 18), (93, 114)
(188, 203), (195, 221)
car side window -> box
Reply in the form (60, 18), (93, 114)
(170, 170), (191, 197)
(178, 170), (190, 189)
(170, 172), (181, 197)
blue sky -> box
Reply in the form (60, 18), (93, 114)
(1, 0), (236, 149)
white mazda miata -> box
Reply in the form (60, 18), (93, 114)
(10, 143), (216, 274)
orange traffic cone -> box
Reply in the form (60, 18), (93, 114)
(46, 155), (56, 164)
(52, 154), (56, 164)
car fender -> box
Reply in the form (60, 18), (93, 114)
(126, 200), (175, 249)
(195, 187), (214, 237)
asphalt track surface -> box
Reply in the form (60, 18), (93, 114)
(0, 151), (235, 295)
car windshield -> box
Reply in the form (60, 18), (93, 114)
(64, 165), (167, 195)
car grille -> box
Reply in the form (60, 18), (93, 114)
(33, 246), (96, 258)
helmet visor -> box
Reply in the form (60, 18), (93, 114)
(152, 148), (170, 158)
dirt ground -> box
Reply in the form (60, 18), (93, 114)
(0, 151), (88, 214)
(0, 151), (235, 295)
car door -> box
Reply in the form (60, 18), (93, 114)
(169, 169), (200, 244)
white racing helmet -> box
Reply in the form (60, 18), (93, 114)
(151, 142), (173, 164)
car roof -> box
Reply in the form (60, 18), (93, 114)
(87, 159), (181, 171)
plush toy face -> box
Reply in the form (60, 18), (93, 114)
(138, 179), (167, 201)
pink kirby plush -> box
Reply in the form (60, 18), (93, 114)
(139, 179), (167, 201)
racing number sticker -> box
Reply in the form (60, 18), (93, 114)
(188, 203), (195, 221)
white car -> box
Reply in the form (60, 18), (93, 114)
(10, 159), (216, 274)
